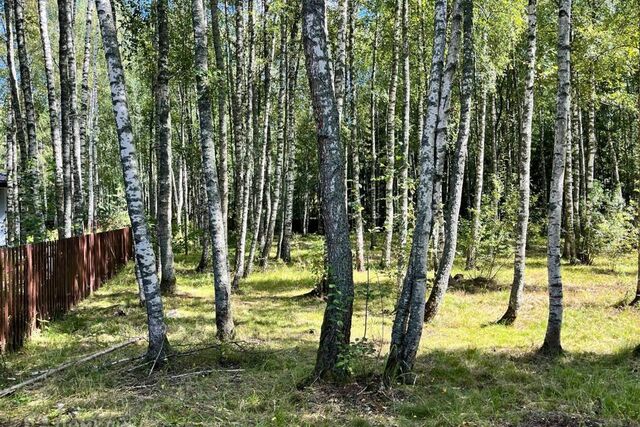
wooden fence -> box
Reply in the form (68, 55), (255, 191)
(0, 227), (133, 353)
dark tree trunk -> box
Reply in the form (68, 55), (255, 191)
(15, 0), (46, 242)
(302, 0), (354, 380)
(156, 0), (176, 295)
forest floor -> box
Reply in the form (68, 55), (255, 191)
(1, 235), (640, 426)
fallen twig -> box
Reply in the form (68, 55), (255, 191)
(169, 368), (244, 380)
(0, 337), (143, 398)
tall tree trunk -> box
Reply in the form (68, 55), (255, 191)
(3, 0), (22, 243)
(579, 75), (597, 264)
(384, 0), (447, 383)
(232, 0), (255, 290)
(280, 38), (301, 264)
(302, 0), (354, 380)
(192, 0), (235, 339)
(369, 20), (379, 250)
(497, 0), (538, 324)
(632, 47), (640, 308)
(261, 25), (287, 267)
(245, 23), (275, 277)
(211, 0), (229, 237)
(79, 0), (94, 189)
(37, 0), (65, 238)
(63, 0), (84, 235)
(424, 0), (474, 323)
(382, 0), (402, 269)
(348, 0), (365, 272)
(59, 0), (74, 237)
(87, 68), (99, 233)
(15, 0), (45, 241)
(231, 0), (246, 247)
(540, 0), (571, 357)
(156, 0), (176, 294)
(95, 0), (169, 361)
(465, 90), (487, 270)
(432, 0), (463, 262)
(5, 104), (19, 246)
(397, 0), (410, 274)
(563, 110), (577, 262)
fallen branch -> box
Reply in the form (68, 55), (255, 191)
(169, 368), (244, 380)
(0, 337), (143, 398)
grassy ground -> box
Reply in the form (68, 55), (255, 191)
(1, 235), (640, 426)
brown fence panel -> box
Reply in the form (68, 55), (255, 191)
(0, 228), (133, 353)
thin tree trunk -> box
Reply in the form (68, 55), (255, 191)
(245, 25), (276, 277)
(382, 0), (402, 269)
(348, 0), (365, 272)
(397, 0), (410, 275)
(563, 110), (577, 262)
(87, 70), (98, 233)
(211, 0), (229, 237)
(65, 0), (84, 235)
(432, 0), (463, 261)
(384, 0), (447, 383)
(302, 0), (354, 380)
(497, 0), (538, 324)
(540, 0), (571, 357)
(261, 26), (287, 267)
(37, 0), (65, 238)
(156, 0), (176, 294)
(232, 0), (255, 290)
(231, 0), (246, 244)
(15, 0), (45, 241)
(79, 0), (94, 189)
(95, 0), (169, 361)
(59, 0), (74, 237)
(192, 0), (235, 339)
(465, 90), (487, 270)
(3, 0), (22, 243)
(424, 0), (474, 323)
(632, 47), (640, 308)
(369, 20), (379, 250)
(280, 43), (301, 264)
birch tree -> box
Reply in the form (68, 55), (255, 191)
(156, 0), (177, 294)
(424, 0), (474, 323)
(95, 0), (169, 361)
(192, 0), (235, 339)
(397, 0), (410, 273)
(382, 0), (402, 269)
(301, 0), (354, 379)
(540, 0), (571, 357)
(37, 0), (65, 238)
(384, 0), (447, 382)
(14, 0), (45, 241)
(498, 0), (538, 325)
(432, 0), (463, 260)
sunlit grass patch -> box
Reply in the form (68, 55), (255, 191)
(0, 234), (639, 425)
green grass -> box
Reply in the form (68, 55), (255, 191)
(1, 235), (640, 426)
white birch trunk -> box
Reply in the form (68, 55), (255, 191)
(95, 0), (168, 360)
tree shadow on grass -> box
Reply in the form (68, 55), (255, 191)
(448, 276), (507, 294)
